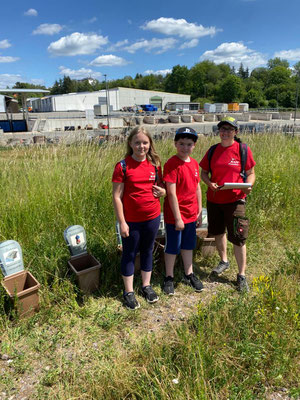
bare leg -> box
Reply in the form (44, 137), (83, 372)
(233, 244), (246, 275)
(122, 275), (134, 293)
(141, 270), (152, 287)
(215, 233), (228, 262)
(181, 249), (193, 276)
(164, 253), (177, 277)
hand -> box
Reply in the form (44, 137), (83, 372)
(175, 218), (185, 231)
(208, 182), (219, 192)
(196, 210), (202, 227)
(242, 185), (252, 195)
(120, 222), (129, 237)
(152, 184), (166, 198)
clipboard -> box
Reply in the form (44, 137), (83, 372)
(218, 183), (252, 190)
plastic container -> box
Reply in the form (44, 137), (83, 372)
(64, 225), (101, 294)
(0, 240), (40, 318)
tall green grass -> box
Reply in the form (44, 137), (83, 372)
(0, 133), (299, 399)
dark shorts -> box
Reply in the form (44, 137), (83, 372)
(207, 200), (249, 246)
(165, 221), (197, 255)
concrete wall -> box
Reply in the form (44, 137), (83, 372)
(271, 112), (292, 120)
(250, 113), (272, 121)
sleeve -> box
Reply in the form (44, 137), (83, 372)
(245, 147), (256, 170)
(163, 158), (178, 183)
(199, 150), (210, 171)
(112, 162), (124, 183)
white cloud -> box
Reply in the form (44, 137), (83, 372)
(144, 69), (171, 76)
(0, 40), (11, 49)
(24, 8), (38, 16)
(124, 38), (177, 54)
(90, 54), (129, 66)
(107, 39), (129, 51)
(0, 73), (22, 87)
(30, 78), (46, 86)
(180, 39), (199, 49)
(87, 17), (97, 23)
(59, 66), (102, 79)
(33, 24), (63, 35)
(200, 42), (267, 69)
(274, 48), (300, 61)
(0, 56), (20, 63)
(48, 32), (108, 56)
(142, 18), (220, 39)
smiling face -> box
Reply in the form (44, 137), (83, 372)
(129, 132), (150, 161)
(219, 123), (237, 147)
(174, 137), (196, 160)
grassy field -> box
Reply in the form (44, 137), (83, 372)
(0, 133), (299, 399)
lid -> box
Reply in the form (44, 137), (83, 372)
(63, 225), (87, 257)
(0, 240), (24, 277)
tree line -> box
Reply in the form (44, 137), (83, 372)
(10, 58), (300, 109)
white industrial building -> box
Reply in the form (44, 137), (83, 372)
(30, 88), (190, 112)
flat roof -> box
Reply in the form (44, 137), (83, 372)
(0, 88), (50, 93)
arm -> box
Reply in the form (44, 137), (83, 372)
(112, 182), (129, 237)
(166, 182), (184, 231)
(196, 183), (202, 227)
(242, 167), (256, 194)
(152, 166), (166, 198)
(200, 169), (219, 191)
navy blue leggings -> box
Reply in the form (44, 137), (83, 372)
(121, 215), (160, 276)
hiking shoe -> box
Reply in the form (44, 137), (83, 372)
(211, 260), (230, 276)
(141, 285), (159, 303)
(183, 273), (204, 292)
(123, 292), (140, 310)
(237, 274), (249, 292)
(163, 276), (175, 295)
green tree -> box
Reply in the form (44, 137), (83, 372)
(164, 65), (190, 94)
(217, 75), (244, 103)
(244, 88), (263, 108)
(267, 66), (291, 86)
(267, 57), (289, 69)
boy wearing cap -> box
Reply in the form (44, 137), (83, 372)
(199, 117), (256, 292)
(163, 127), (203, 295)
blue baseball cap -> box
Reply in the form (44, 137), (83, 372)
(175, 127), (198, 140)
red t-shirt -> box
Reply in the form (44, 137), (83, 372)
(112, 156), (162, 222)
(163, 156), (200, 224)
(199, 141), (256, 204)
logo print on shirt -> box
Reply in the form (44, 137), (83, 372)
(228, 157), (240, 166)
(149, 171), (156, 181)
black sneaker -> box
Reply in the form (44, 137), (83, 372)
(183, 273), (204, 292)
(211, 261), (230, 276)
(237, 274), (249, 292)
(141, 285), (159, 303)
(123, 292), (140, 310)
(163, 276), (175, 295)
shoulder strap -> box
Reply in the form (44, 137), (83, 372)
(239, 143), (248, 182)
(154, 165), (158, 184)
(207, 144), (218, 175)
(120, 159), (126, 180)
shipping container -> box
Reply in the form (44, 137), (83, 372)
(228, 103), (239, 112)
(204, 103), (216, 113)
(239, 103), (249, 112)
(214, 103), (228, 113)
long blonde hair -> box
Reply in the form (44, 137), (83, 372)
(125, 126), (161, 167)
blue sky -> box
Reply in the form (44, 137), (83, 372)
(1, 0), (300, 88)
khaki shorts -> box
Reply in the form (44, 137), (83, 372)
(207, 200), (249, 246)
